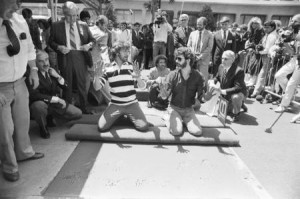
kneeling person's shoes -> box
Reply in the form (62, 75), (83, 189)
(3, 171), (19, 182)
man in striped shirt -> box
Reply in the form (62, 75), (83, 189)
(94, 41), (149, 132)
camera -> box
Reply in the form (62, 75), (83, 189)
(256, 44), (264, 51)
(155, 15), (163, 25)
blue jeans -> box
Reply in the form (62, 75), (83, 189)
(0, 78), (35, 173)
(166, 104), (202, 136)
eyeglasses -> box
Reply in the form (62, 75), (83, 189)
(175, 57), (183, 61)
(222, 57), (228, 60)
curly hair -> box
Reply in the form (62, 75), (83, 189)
(110, 41), (131, 61)
(154, 55), (167, 67)
(175, 47), (195, 66)
(247, 17), (263, 32)
(95, 15), (108, 26)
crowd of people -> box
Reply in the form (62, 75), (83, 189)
(0, 0), (300, 182)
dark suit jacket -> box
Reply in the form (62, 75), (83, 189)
(132, 30), (144, 50)
(28, 71), (67, 105)
(48, 20), (95, 68)
(212, 30), (236, 67)
(174, 26), (193, 48)
(233, 32), (243, 53)
(214, 64), (247, 101)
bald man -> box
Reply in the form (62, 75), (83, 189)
(174, 14), (193, 48)
(212, 50), (247, 122)
(49, 1), (95, 114)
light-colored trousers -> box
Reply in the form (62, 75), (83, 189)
(0, 78), (35, 173)
(275, 57), (300, 107)
(253, 55), (271, 94)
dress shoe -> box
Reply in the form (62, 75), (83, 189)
(3, 171), (19, 182)
(19, 152), (44, 162)
(232, 113), (240, 122)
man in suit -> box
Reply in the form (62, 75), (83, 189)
(29, 50), (82, 139)
(187, 17), (213, 83)
(0, 0), (44, 182)
(48, 1), (95, 114)
(212, 16), (236, 76)
(174, 14), (193, 49)
(231, 22), (242, 53)
(212, 50), (247, 122)
(132, 22), (143, 68)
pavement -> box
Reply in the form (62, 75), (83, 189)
(0, 93), (299, 199)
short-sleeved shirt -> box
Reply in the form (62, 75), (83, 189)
(166, 68), (205, 108)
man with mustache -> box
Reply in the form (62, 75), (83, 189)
(28, 50), (82, 139)
(162, 47), (215, 137)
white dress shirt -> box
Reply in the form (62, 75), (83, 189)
(0, 13), (36, 82)
(64, 20), (81, 50)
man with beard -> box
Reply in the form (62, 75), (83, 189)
(274, 14), (300, 113)
(94, 41), (149, 132)
(161, 47), (215, 137)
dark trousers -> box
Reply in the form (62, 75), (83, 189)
(59, 50), (88, 110)
(143, 48), (153, 69)
(30, 101), (82, 127)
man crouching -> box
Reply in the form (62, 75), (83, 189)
(94, 41), (149, 132)
(29, 50), (82, 138)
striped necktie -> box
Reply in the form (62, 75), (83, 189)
(2, 20), (20, 57)
(70, 23), (77, 50)
(196, 31), (202, 52)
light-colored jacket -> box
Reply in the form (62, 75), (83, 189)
(187, 29), (213, 64)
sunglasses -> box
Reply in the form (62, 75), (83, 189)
(175, 57), (183, 61)
(222, 57), (229, 60)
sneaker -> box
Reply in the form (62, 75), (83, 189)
(291, 114), (300, 123)
(274, 106), (286, 113)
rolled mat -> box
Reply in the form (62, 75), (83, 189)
(65, 124), (239, 146)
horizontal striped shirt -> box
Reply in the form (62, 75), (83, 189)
(100, 61), (137, 105)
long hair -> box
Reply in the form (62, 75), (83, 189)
(247, 17), (263, 32)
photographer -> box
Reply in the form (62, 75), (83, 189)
(251, 20), (278, 98)
(268, 28), (294, 94)
(274, 14), (300, 113)
(152, 9), (172, 58)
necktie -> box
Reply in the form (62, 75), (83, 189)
(2, 20), (20, 57)
(45, 72), (52, 84)
(196, 31), (202, 52)
(70, 23), (77, 50)
(223, 29), (227, 46)
(222, 68), (227, 83)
